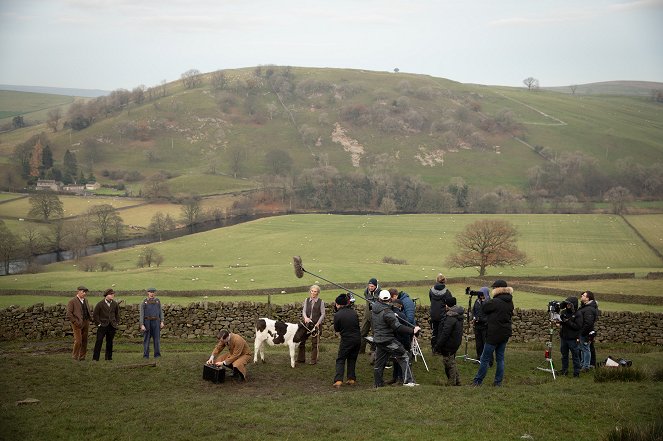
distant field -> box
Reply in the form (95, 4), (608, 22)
(167, 173), (257, 196)
(0, 194), (144, 220)
(1, 214), (661, 292)
(0, 90), (74, 123)
(526, 279), (663, 297)
(624, 214), (663, 254)
(0, 193), (25, 203)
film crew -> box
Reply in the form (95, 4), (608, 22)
(332, 294), (361, 388)
(429, 273), (452, 353)
(472, 280), (514, 387)
(140, 287), (164, 359)
(389, 288), (416, 326)
(66, 285), (92, 361)
(557, 296), (583, 377)
(207, 329), (251, 381)
(579, 291), (599, 371)
(92, 288), (120, 362)
(372, 290), (421, 388)
(298, 284), (325, 365)
(386, 299), (411, 385)
(472, 287), (493, 367)
(434, 296), (463, 386)
(359, 278), (380, 357)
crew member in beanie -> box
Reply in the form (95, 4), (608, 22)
(332, 294), (361, 387)
(207, 329), (252, 381)
(92, 288), (120, 361)
(435, 296), (464, 386)
(66, 286), (92, 361)
(359, 278), (380, 356)
(372, 290), (421, 388)
(140, 287), (164, 359)
(557, 296), (583, 377)
(429, 274), (452, 353)
(472, 280), (514, 387)
(472, 287), (493, 366)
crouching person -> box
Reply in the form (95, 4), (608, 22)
(207, 330), (252, 381)
(435, 296), (463, 386)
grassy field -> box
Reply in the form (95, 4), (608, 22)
(0, 339), (661, 441)
(0, 90), (74, 122)
(624, 214), (663, 254)
(1, 213), (662, 292)
(0, 194), (142, 220)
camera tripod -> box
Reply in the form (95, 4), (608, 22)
(456, 293), (480, 364)
(536, 319), (557, 379)
(411, 335), (429, 372)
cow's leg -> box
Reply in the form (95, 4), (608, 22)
(254, 338), (261, 364)
(260, 341), (266, 363)
(288, 342), (296, 368)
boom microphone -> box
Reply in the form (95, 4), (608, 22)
(293, 256), (305, 279)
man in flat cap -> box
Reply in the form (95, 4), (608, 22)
(92, 288), (120, 361)
(140, 287), (164, 359)
(66, 286), (92, 361)
(332, 293), (361, 388)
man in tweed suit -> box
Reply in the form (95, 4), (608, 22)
(66, 286), (92, 361)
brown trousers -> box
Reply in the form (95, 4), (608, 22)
(71, 320), (90, 360)
(215, 353), (251, 379)
(297, 333), (319, 364)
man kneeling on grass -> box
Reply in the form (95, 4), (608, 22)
(207, 330), (252, 382)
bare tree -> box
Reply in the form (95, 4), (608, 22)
(137, 246), (163, 268)
(142, 174), (171, 199)
(87, 204), (123, 250)
(0, 220), (21, 275)
(62, 216), (92, 260)
(523, 77), (539, 91)
(180, 197), (201, 233)
(20, 224), (44, 264)
(46, 108), (63, 132)
(446, 219), (529, 276)
(569, 85), (578, 95)
(265, 149), (293, 176)
(28, 191), (64, 220)
(604, 186), (633, 215)
(148, 212), (176, 241)
(181, 69), (202, 89)
(228, 145), (247, 179)
(45, 219), (68, 261)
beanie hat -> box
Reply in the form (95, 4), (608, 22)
(445, 296), (457, 307)
(368, 278), (378, 287)
(491, 280), (507, 288)
(335, 294), (349, 306)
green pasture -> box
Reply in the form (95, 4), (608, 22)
(526, 279), (663, 297)
(0, 194), (143, 220)
(624, 214), (663, 255)
(0, 90), (73, 123)
(1, 213), (662, 292)
(0, 193), (25, 203)
(166, 173), (257, 196)
(0, 338), (661, 441)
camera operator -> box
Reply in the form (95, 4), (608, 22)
(471, 287), (494, 367)
(579, 291), (599, 371)
(429, 274), (452, 354)
(472, 280), (514, 387)
(557, 296), (583, 377)
(372, 290), (421, 388)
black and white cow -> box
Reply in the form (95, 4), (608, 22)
(254, 318), (314, 368)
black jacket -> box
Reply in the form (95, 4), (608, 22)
(334, 306), (361, 342)
(560, 297), (583, 340)
(372, 301), (414, 344)
(579, 300), (599, 337)
(435, 305), (464, 356)
(429, 284), (451, 322)
(484, 287), (514, 345)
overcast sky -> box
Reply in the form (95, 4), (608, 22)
(1, 0), (662, 91)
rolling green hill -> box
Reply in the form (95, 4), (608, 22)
(1, 68), (662, 197)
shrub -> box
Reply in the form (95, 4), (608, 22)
(382, 256), (407, 265)
(652, 367), (663, 382)
(99, 262), (114, 272)
(80, 261), (98, 272)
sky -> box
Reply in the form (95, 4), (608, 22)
(1, 0), (662, 91)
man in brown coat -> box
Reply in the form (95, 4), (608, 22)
(207, 330), (252, 381)
(92, 288), (121, 361)
(66, 286), (92, 361)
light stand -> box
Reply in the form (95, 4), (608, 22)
(536, 310), (558, 379)
(456, 293), (480, 364)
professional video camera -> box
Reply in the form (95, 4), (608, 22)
(465, 287), (484, 296)
(547, 300), (564, 322)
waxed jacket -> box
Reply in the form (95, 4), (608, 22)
(435, 305), (464, 356)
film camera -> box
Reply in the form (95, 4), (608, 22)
(465, 287), (485, 296)
(547, 300), (569, 321)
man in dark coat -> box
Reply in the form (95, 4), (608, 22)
(359, 278), (380, 355)
(472, 287), (493, 366)
(558, 296), (583, 377)
(429, 273), (451, 353)
(472, 280), (514, 386)
(435, 296), (464, 386)
(372, 290), (421, 388)
(333, 294), (361, 387)
(92, 288), (121, 361)
(579, 291), (599, 371)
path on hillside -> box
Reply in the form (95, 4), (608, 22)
(495, 91), (567, 126)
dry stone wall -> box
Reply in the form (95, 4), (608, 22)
(1, 302), (662, 345)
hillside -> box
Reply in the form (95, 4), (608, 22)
(1, 67), (662, 201)
(542, 80), (663, 96)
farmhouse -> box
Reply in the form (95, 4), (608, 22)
(35, 179), (61, 191)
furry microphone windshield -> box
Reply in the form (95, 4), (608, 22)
(293, 256), (305, 279)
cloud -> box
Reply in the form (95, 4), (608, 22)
(490, 10), (595, 27)
(609, 0), (663, 11)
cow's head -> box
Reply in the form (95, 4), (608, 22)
(293, 322), (317, 343)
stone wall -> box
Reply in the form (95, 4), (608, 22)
(1, 302), (662, 345)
